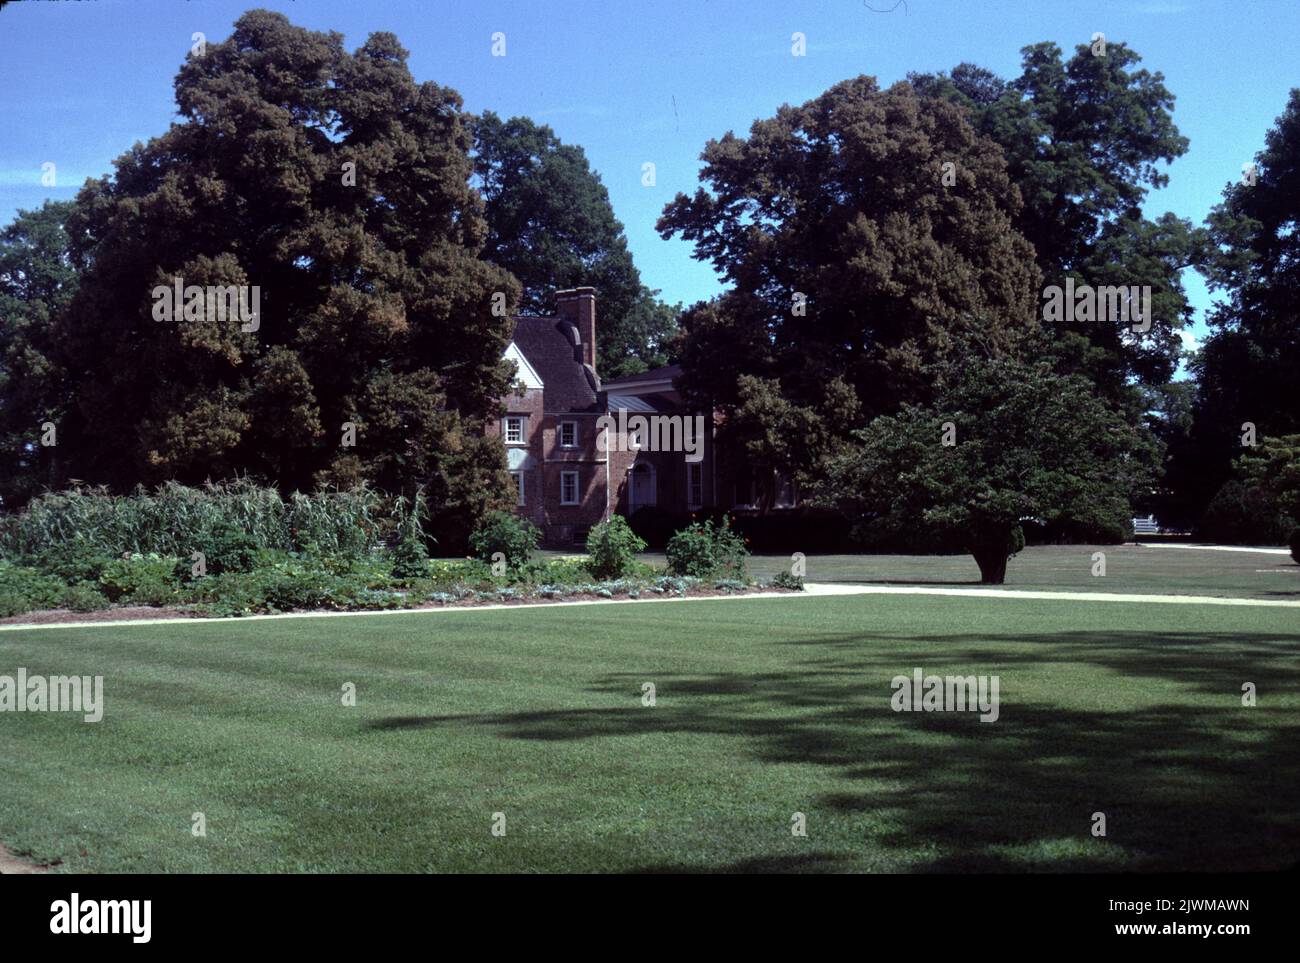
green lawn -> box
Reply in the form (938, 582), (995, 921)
(544, 544), (1298, 600)
(2, 589), (1297, 873)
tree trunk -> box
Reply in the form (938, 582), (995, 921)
(970, 538), (1011, 584)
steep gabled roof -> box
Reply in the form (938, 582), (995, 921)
(510, 315), (600, 412)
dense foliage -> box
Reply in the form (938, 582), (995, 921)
(0, 11), (518, 549)
(467, 510), (540, 571)
(665, 518), (749, 579)
(817, 350), (1150, 583)
(910, 44), (1199, 394)
(0, 506), (792, 619)
(585, 515), (647, 579)
(0, 479), (386, 559)
(658, 76), (1043, 502)
(1165, 91), (1300, 526)
(473, 112), (678, 378)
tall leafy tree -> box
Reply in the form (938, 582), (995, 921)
(910, 44), (1202, 392)
(659, 76), (1042, 483)
(1170, 89), (1300, 525)
(817, 347), (1152, 583)
(0, 201), (79, 507)
(473, 112), (677, 378)
(45, 10), (518, 544)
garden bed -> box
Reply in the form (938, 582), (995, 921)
(0, 578), (797, 626)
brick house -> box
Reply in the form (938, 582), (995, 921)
(489, 287), (721, 546)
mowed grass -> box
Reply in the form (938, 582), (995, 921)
(1, 592), (1298, 873)
(597, 544), (1296, 600)
(536, 543), (1299, 599)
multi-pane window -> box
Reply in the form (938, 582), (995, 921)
(510, 471), (525, 506)
(560, 470), (579, 506)
(559, 421), (577, 447)
(687, 462), (704, 509)
(503, 416), (525, 444)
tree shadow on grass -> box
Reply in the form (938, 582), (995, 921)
(367, 628), (1300, 873)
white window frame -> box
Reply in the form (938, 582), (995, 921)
(560, 470), (579, 506)
(558, 421), (578, 448)
(687, 462), (704, 510)
(510, 470), (525, 506)
(503, 416), (526, 445)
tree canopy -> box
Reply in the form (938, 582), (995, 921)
(1163, 89), (1300, 528)
(910, 43), (1202, 394)
(473, 111), (677, 378)
(816, 347), (1153, 582)
(659, 76), (1042, 443)
(7, 10), (520, 543)
(0, 201), (78, 507)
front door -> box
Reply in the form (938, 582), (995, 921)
(629, 463), (656, 511)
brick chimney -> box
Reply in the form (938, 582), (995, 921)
(556, 287), (596, 371)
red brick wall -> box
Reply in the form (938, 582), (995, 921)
(491, 384), (723, 545)
(537, 412), (608, 545)
(490, 388), (547, 530)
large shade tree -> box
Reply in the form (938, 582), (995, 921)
(817, 346), (1153, 583)
(1167, 89), (1300, 527)
(473, 111), (677, 378)
(0, 201), (78, 507)
(42, 10), (519, 544)
(658, 76), (1043, 488)
(910, 44), (1201, 395)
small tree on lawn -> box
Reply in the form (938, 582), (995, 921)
(818, 349), (1151, 583)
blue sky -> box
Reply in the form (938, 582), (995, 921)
(2, 0), (1297, 350)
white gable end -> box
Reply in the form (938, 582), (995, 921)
(504, 342), (544, 390)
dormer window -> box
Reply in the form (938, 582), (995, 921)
(504, 416), (526, 445)
(559, 421), (578, 448)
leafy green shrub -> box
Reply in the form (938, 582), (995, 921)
(188, 566), (350, 616)
(197, 520), (262, 575)
(428, 558), (494, 582)
(585, 516), (646, 579)
(1291, 527), (1300, 565)
(259, 570), (343, 612)
(390, 533), (430, 581)
(515, 557), (588, 586)
(61, 583), (109, 613)
(0, 590), (33, 618)
(468, 511), (539, 570)
(98, 554), (182, 604)
(26, 543), (115, 583)
(0, 562), (72, 612)
(0, 561), (69, 617)
(771, 571), (805, 591)
(1199, 481), (1292, 545)
(666, 518), (748, 578)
